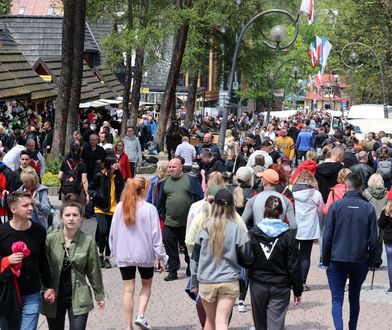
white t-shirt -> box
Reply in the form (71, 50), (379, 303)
(175, 142), (196, 166)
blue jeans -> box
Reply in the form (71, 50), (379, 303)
(326, 261), (368, 330)
(385, 244), (392, 290)
(20, 291), (42, 330)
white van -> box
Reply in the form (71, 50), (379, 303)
(347, 104), (392, 119)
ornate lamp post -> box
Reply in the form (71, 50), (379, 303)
(218, 9), (300, 150)
(267, 59), (307, 122)
(341, 42), (388, 118)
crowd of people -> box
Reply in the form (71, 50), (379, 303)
(0, 109), (391, 330)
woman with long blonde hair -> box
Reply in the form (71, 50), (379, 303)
(109, 177), (166, 330)
(190, 189), (250, 330)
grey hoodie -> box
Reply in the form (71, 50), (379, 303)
(123, 135), (142, 163)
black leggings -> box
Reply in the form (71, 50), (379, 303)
(95, 213), (112, 257)
(47, 295), (88, 330)
(299, 239), (314, 284)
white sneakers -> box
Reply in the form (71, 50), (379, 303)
(135, 316), (152, 330)
(238, 300), (250, 313)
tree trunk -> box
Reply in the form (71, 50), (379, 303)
(52, 0), (75, 157)
(121, 0), (133, 135)
(66, 0), (86, 142)
(154, 20), (190, 149)
(129, 46), (144, 127)
(184, 72), (198, 128)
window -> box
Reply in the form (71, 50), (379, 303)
(47, 7), (54, 15)
(18, 7), (26, 14)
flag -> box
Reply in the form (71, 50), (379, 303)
(308, 41), (318, 68)
(321, 36), (332, 72)
(300, 0), (315, 25)
(308, 75), (313, 88)
(313, 71), (322, 89)
(316, 35), (322, 65)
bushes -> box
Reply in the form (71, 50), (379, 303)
(44, 154), (64, 174)
(42, 172), (61, 187)
(43, 155), (64, 187)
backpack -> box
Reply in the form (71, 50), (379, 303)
(377, 159), (392, 180)
(61, 160), (81, 195)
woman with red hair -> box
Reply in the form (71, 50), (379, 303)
(109, 177), (166, 330)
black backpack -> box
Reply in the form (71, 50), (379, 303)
(61, 160), (81, 195)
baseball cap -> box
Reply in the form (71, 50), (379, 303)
(236, 167), (253, 183)
(214, 189), (234, 206)
(256, 169), (279, 185)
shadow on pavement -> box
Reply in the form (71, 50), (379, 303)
(286, 322), (329, 329)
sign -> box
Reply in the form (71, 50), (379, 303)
(40, 75), (52, 82)
(233, 81), (239, 91)
(342, 102), (347, 110)
(342, 98), (347, 103)
(140, 87), (150, 94)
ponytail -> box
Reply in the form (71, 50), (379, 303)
(122, 177), (149, 225)
(233, 185), (244, 209)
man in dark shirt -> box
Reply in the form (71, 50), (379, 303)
(41, 120), (54, 154)
(0, 191), (55, 329)
(81, 134), (106, 184)
(10, 150), (32, 192)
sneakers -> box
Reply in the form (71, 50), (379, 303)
(99, 256), (105, 269)
(303, 284), (310, 292)
(317, 262), (327, 269)
(164, 272), (178, 281)
(238, 300), (249, 313)
(385, 288), (392, 294)
(135, 316), (152, 330)
(104, 259), (112, 269)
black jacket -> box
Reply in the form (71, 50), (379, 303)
(246, 223), (303, 297)
(315, 162), (344, 203)
(350, 162), (374, 188)
(198, 157), (225, 182)
(89, 171), (124, 212)
(378, 211), (392, 244)
(323, 191), (378, 266)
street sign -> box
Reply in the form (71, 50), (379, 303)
(342, 102), (347, 110)
(233, 81), (239, 91)
(342, 98), (347, 103)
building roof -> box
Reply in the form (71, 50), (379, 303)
(0, 25), (57, 100)
(304, 91), (345, 101)
(320, 73), (349, 88)
(93, 67), (124, 96)
(0, 15), (100, 65)
(11, 0), (54, 16)
(34, 57), (116, 102)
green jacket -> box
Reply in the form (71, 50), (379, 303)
(41, 229), (105, 318)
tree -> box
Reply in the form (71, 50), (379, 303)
(0, 0), (11, 15)
(154, 0), (192, 149)
(52, 0), (87, 157)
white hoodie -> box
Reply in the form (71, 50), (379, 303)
(293, 188), (324, 240)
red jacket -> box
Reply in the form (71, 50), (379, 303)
(117, 152), (131, 180)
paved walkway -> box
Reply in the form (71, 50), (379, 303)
(41, 199), (392, 330)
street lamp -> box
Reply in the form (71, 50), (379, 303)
(217, 9), (300, 150)
(341, 42), (388, 118)
(267, 58), (307, 123)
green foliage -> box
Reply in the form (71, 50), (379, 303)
(42, 172), (61, 188)
(0, 0), (12, 15)
(44, 155), (65, 174)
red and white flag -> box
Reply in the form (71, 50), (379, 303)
(300, 0), (314, 25)
(313, 71), (323, 89)
(308, 41), (318, 68)
(321, 36), (332, 72)
(316, 35), (322, 64)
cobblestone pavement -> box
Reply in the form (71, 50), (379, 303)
(40, 198), (392, 330)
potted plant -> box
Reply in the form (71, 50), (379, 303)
(43, 155), (64, 196)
